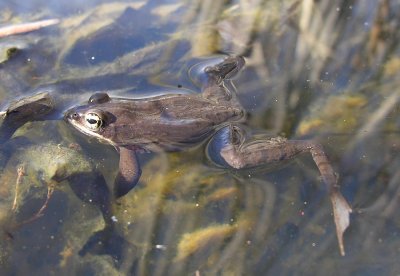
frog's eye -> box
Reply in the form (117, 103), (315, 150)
(84, 112), (103, 130)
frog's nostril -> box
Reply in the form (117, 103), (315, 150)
(65, 111), (78, 121)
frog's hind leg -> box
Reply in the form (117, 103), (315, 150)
(207, 125), (352, 255)
(208, 125), (337, 174)
(204, 55), (245, 86)
(203, 55), (245, 102)
(190, 56), (245, 103)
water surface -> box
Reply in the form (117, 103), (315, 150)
(0, 0), (399, 275)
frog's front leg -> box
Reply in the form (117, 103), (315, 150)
(207, 125), (352, 255)
(114, 147), (142, 198)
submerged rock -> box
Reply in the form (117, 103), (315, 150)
(0, 122), (117, 273)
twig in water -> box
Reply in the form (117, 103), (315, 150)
(13, 185), (55, 229)
(0, 18), (60, 38)
(11, 165), (25, 212)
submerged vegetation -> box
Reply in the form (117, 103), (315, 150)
(0, 0), (399, 275)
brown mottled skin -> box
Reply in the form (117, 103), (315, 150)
(72, 94), (244, 151)
(64, 56), (341, 197)
(65, 56), (351, 255)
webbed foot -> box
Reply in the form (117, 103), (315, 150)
(190, 56), (245, 103)
(79, 227), (137, 266)
(205, 55), (245, 83)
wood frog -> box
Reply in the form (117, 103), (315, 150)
(64, 56), (351, 255)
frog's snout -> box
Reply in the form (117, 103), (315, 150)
(64, 110), (72, 121)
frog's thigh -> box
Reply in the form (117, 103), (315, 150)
(114, 147), (142, 198)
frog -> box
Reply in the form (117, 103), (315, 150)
(64, 55), (352, 255)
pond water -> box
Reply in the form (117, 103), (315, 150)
(0, 0), (399, 275)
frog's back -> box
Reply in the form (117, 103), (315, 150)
(99, 94), (244, 151)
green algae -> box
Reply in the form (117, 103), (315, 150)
(297, 94), (368, 135)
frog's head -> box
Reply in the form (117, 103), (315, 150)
(64, 93), (116, 145)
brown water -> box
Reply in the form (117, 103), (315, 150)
(0, 0), (399, 275)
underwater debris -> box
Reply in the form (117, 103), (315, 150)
(0, 19), (59, 38)
(175, 223), (238, 261)
(11, 165), (24, 212)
